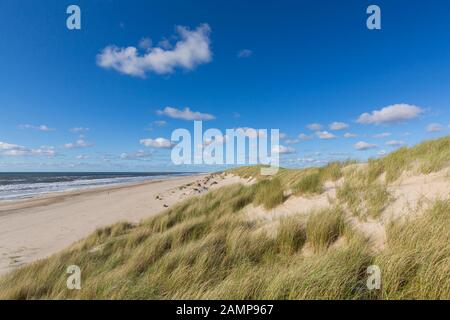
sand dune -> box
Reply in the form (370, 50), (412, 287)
(243, 168), (449, 251)
(1, 167), (448, 276)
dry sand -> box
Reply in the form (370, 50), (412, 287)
(0, 173), (244, 276)
(244, 169), (449, 251)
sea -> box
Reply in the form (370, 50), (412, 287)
(0, 172), (193, 201)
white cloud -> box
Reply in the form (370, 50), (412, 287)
(272, 145), (296, 154)
(298, 133), (312, 141)
(157, 106), (215, 121)
(0, 141), (21, 151)
(378, 150), (387, 156)
(373, 132), (391, 138)
(285, 156), (331, 166)
(329, 122), (349, 131)
(426, 123), (444, 133)
(307, 123), (322, 130)
(0, 141), (55, 157)
(357, 104), (422, 124)
(234, 128), (266, 138)
(64, 139), (92, 149)
(279, 133), (288, 140)
(19, 124), (54, 132)
(120, 150), (152, 160)
(315, 131), (336, 139)
(76, 155), (89, 160)
(70, 127), (90, 133)
(140, 137), (173, 148)
(284, 139), (300, 145)
(237, 49), (253, 58)
(344, 132), (357, 138)
(202, 129), (267, 147)
(158, 38), (172, 49)
(296, 158), (316, 163)
(97, 24), (212, 77)
(32, 146), (56, 156)
(386, 140), (406, 147)
(152, 120), (167, 127)
(354, 141), (377, 151)
(138, 37), (152, 50)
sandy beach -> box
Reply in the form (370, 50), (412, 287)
(0, 173), (245, 276)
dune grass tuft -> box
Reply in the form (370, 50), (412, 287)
(253, 178), (286, 209)
(375, 200), (450, 299)
(367, 135), (450, 182)
(306, 207), (345, 252)
(276, 217), (307, 254)
(337, 169), (391, 219)
(293, 172), (323, 195)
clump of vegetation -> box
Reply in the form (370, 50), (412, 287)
(293, 172), (323, 195)
(227, 165), (267, 180)
(306, 207), (345, 252)
(276, 217), (307, 254)
(253, 178), (286, 209)
(264, 236), (373, 299)
(231, 161), (349, 199)
(337, 169), (391, 219)
(367, 136), (450, 182)
(375, 200), (450, 299)
(319, 161), (346, 181)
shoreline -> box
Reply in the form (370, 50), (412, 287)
(0, 173), (215, 276)
(0, 173), (204, 215)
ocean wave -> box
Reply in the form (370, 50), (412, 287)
(0, 173), (189, 201)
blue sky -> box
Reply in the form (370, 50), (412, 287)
(0, 0), (449, 172)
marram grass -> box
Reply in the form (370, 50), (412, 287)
(0, 136), (449, 300)
(1, 188), (448, 299)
